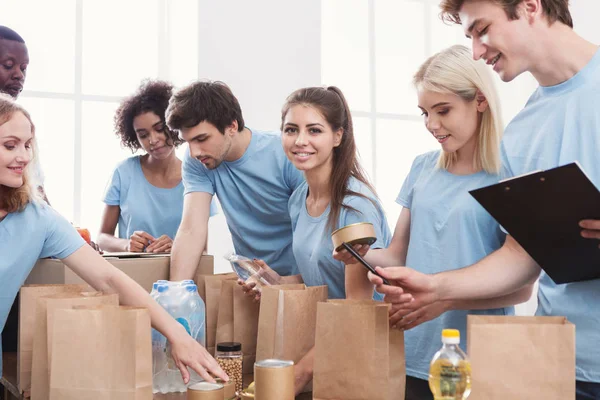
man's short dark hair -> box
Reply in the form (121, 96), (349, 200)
(0, 26), (25, 43)
(166, 80), (245, 134)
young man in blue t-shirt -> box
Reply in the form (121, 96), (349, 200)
(166, 81), (303, 280)
(366, 1), (600, 398)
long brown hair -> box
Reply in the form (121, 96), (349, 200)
(0, 94), (36, 212)
(281, 86), (377, 232)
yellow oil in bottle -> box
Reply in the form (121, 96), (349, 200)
(428, 329), (472, 400)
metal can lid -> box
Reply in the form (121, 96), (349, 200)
(217, 342), (242, 352)
(188, 382), (224, 391)
(255, 359), (294, 368)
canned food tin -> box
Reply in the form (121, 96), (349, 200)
(187, 382), (224, 400)
(331, 222), (377, 251)
(254, 359), (294, 400)
(215, 378), (236, 400)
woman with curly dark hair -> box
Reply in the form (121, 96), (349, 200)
(97, 80), (216, 253)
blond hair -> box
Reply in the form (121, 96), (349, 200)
(413, 45), (503, 174)
(0, 94), (37, 212)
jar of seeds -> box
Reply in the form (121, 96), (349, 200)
(215, 342), (243, 394)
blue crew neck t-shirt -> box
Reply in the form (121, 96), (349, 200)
(0, 201), (85, 377)
(182, 129), (304, 276)
(500, 48), (600, 383)
(103, 156), (217, 240)
(288, 178), (391, 299)
(398, 150), (514, 380)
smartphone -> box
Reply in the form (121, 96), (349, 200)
(341, 242), (391, 285)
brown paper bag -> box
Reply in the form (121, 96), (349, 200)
(256, 284), (328, 392)
(49, 305), (152, 400)
(467, 315), (575, 400)
(18, 284), (87, 392)
(193, 254), (215, 301)
(203, 273), (237, 355)
(30, 292), (119, 400)
(313, 300), (405, 400)
(215, 278), (260, 374)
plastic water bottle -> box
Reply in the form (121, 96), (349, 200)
(152, 284), (169, 393)
(152, 280), (207, 393)
(186, 284), (206, 348)
(181, 284), (206, 386)
(429, 329), (472, 400)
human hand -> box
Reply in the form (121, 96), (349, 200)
(368, 266), (438, 315)
(293, 348), (314, 396)
(146, 234), (173, 253)
(332, 243), (370, 264)
(169, 330), (228, 383)
(238, 278), (261, 302)
(580, 219), (600, 246)
(388, 299), (452, 330)
(237, 259), (281, 302)
(127, 231), (154, 252)
(88, 241), (103, 254)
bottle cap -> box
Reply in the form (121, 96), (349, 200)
(442, 329), (460, 344)
(157, 284), (169, 293)
(217, 342), (242, 352)
(185, 284), (198, 292)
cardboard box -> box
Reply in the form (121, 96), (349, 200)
(25, 254), (214, 292)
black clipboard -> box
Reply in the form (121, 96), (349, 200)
(469, 162), (600, 284)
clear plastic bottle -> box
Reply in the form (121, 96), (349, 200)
(429, 329), (472, 400)
(161, 283), (186, 393)
(154, 281), (207, 392)
(182, 283), (206, 387)
(152, 284), (169, 393)
(225, 253), (281, 292)
(185, 284), (206, 347)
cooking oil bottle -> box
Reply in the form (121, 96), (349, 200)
(429, 329), (472, 400)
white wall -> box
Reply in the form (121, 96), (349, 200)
(198, 0), (322, 273)
(571, 0), (600, 44)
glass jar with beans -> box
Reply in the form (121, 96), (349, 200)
(215, 342), (243, 394)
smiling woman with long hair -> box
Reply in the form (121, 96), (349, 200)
(0, 94), (227, 383)
(241, 86), (391, 395)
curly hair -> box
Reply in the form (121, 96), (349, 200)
(113, 80), (183, 152)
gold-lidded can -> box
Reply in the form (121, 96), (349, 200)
(215, 378), (236, 400)
(254, 359), (294, 400)
(187, 382), (224, 400)
(331, 222), (377, 252)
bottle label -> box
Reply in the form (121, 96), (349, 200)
(440, 365), (461, 381)
(176, 317), (191, 335)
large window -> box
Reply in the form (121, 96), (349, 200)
(2, 0), (200, 235)
(321, 0), (536, 225)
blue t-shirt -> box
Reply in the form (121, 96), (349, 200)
(0, 201), (85, 377)
(501, 48), (600, 383)
(182, 129), (304, 276)
(398, 150), (514, 380)
(288, 178), (391, 299)
(103, 156), (217, 241)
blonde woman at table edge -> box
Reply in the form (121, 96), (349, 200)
(0, 94), (227, 383)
